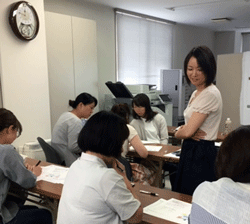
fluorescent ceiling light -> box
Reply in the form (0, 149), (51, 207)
(211, 18), (231, 23)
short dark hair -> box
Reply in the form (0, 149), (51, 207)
(184, 46), (216, 87)
(77, 111), (129, 158)
(69, 92), (98, 108)
(111, 103), (130, 124)
(132, 93), (157, 121)
(0, 108), (22, 136)
(216, 125), (250, 183)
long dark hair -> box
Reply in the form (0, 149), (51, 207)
(69, 92), (98, 109)
(0, 108), (22, 136)
(216, 125), (250, 183)
(132, 93), (157, 122)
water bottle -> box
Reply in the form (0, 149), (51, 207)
(224, 118), (232, 135)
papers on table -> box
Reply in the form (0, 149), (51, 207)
(164, 149), (181, 158)
(130, 145), (162, 152)
(144, 198), (192, 224)
(37, 165), (69, 184)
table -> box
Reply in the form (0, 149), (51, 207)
(24, 158), (62, 222)
(21, 158), (191, 224)
(168, 126), (225, 142)
(135, 183), (192, 224)
(127, 144), (181, 188)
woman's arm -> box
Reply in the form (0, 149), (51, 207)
(130, 135), (148, 158)
(175, 112), (208, 139)
(113, 161), (143, 223)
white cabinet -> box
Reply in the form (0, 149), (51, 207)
(160, 69), (185, 126)
(45, 12), (98, 128)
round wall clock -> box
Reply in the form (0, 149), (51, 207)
(9, 1), (39, 41)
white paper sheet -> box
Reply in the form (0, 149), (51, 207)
(36, 165), (69, 184)
(130, 145), (162, 152)
(143, 198), (191, 224)
(164, 149), (181, 158)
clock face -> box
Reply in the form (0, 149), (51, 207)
(9, 1), (39, 41)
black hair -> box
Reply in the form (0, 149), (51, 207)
(216, 125), (250, 183)
(184, 46), (216, 87)
(77, 111), (129, 158)
(132, 93), (157, 121)
(69, 92), (98, 109)
(111, 103), (130, 124)
(0, 108), (22, 136)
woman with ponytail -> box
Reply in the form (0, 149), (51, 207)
(52, 92), (98, 166)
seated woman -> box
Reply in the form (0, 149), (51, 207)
(0, 108), (52, 224)
(111, 104), (158, 185)
(51, 92), (97, 166)
(111, 103), (148, 159)
(189, 125), (250, 224)
(130, 93), (168, 145)
(57, 111), (142, 224)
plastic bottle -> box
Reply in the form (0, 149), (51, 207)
(224, 118), (232, 135)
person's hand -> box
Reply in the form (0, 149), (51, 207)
(113, 160), (126, 178)
(26, 165), (42, 176)
(191, 128), (207, 141)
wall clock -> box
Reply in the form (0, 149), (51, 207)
(9, 1), (39, 41)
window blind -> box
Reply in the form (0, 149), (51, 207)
(116, 11), (174, 89)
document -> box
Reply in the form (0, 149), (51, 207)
(37, 165), (69, 184)
(164, 149), (181, 158)
(130, 145), (162, 152)
(144, 198), (191, 224)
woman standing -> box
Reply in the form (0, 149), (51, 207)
(52, 92), (97, 166)
(130, 93), (168, 145)
(173, 46), (222, 195)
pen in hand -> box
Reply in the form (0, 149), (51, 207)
(140, 190), (159, 196)
(35, 160), (41, 167)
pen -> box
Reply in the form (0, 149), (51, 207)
(139, 190), (159, 196)
(35, 160), (41, 167)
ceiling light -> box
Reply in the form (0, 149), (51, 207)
(211, 18), (231, 23)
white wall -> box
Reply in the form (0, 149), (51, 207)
(0, 0), (51, 148)
(173, 24), (215, 70)
(44, 0), (116, 110)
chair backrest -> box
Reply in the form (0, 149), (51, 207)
(37, 137), (64, 165)
(117, 156), (133, 181)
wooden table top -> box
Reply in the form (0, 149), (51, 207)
(127, 144), (181, 163)
(25, 158), (63, 200)
(135, 183), (192, 224)
(168, 126), (225, 142)
(25, 157), (192, 223)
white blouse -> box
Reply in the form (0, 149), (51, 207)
(184, 84), (222, 140)
(122, 124), (138, 157)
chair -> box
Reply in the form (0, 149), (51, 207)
(117, 156), (133, 181)
(37, 137), (65, 165)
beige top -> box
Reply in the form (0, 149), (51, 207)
(122, 124), (138, 157)
(184, 84), (222, 141)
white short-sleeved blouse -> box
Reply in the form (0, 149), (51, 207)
(184, 84), (222, 140)
(122, 124), (138, 157)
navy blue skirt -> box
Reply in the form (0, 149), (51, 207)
(173, 139), (218, 196)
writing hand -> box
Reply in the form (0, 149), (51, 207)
(192, 128), (207, 141)
(26, 164), (42, 177)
